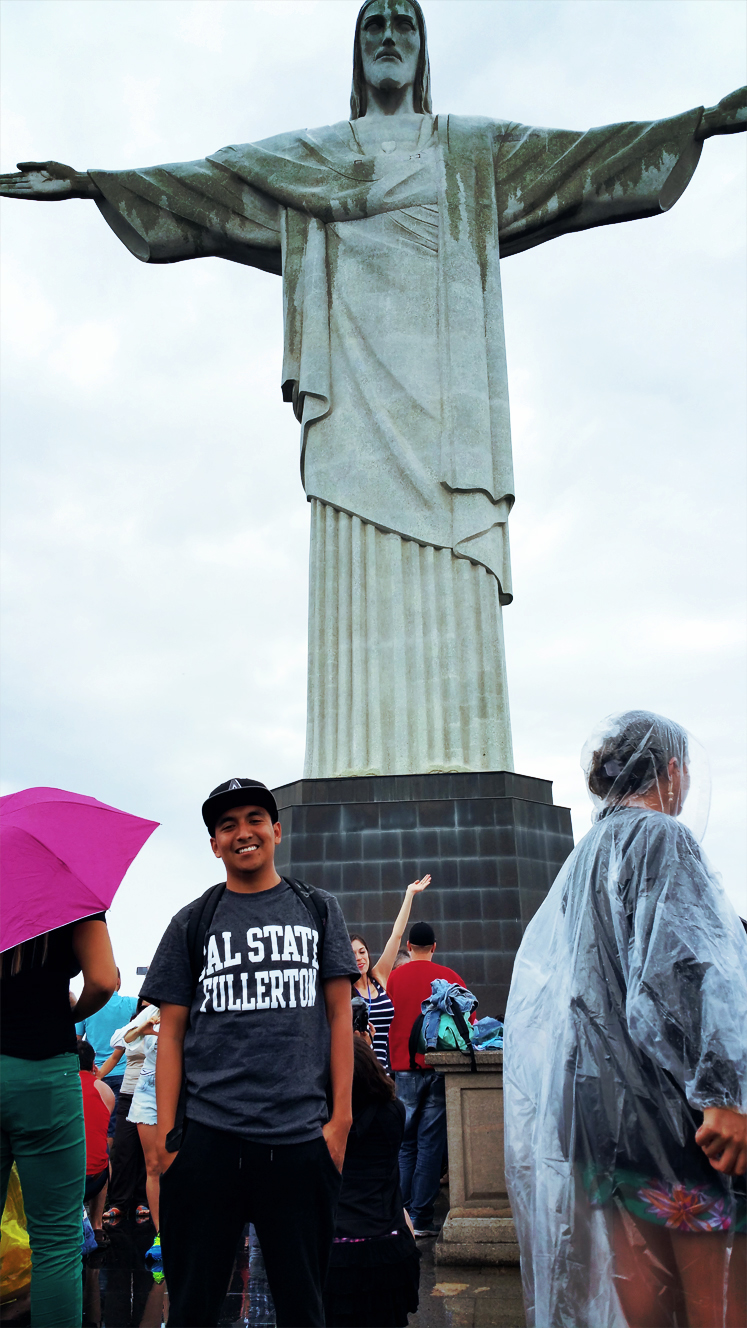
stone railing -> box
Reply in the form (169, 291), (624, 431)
(426, 1049), (519, 1265)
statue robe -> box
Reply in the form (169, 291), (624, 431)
(90, 108), (702, 776)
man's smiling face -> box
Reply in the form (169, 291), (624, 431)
(360, 0), (420, 98)
(210, 803), (281, 877)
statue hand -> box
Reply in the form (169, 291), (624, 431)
(697, 86), (747, 140)
(0, 161), (99, 200)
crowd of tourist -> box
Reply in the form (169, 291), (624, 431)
(1, 712), (746, 1328)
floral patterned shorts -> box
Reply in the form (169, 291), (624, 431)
(585, 1167), (746, 1234)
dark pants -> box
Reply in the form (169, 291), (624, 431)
(106, 1091), (147, 1214)
(101, 1073), (124, 1138)
(395, 1070), (447, 1229)
(160, 1119), (341, 1327)
(84, 1165), (109, 1200)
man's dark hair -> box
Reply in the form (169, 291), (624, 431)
(350, 0), (432, 119)
(352, 1037), (396, 1112)
(77, 1041), (96, 1073)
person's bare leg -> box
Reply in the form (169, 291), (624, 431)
(726, 1233), (746, 1328)
(137, 1124), (160, 1231)
(611, 1207), (678, 1327)
(89, 1178), (108, 1231)
(670, 1229), (730, 1328)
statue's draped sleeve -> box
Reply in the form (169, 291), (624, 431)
(89, 158), (282, 273)
(488, 107), (704, 256)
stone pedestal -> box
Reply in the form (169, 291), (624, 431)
(427, 1050), (519, 1266)
(272, 771), (573, 1016)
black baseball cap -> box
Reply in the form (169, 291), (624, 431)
(409, 921), (436, 947)
(201, 779), (279, 835)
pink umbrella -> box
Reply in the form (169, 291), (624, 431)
(0, 786), (159, 952)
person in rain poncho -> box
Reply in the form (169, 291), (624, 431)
(504, 711), (747, 1328)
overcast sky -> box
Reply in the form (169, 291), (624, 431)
(1, 0), (745, 998)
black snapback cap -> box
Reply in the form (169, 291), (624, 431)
(409, 921), (436, 947)
(202, 778), (279, 835)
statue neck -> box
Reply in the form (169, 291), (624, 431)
(363, 82), (416, 118)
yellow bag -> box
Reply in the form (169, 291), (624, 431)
(0, 1164), (32, 1303)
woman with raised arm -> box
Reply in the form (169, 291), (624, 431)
(504, 711), (747, 1328)
(351, 874), (430, 1071)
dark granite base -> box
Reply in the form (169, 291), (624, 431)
(272, 772), (574, 1018)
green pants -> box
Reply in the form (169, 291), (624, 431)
(0, 1053), (85, 1327)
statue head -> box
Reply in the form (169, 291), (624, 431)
(350, 0), (432, 119)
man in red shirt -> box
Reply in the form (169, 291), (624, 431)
(77, 1040), (115, 1240)
(386, 922), (468, 1237)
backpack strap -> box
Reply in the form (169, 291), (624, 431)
(186, 882), (226, 987)
(166, 881), (226, 1156)
(450, 1005), (477, 1073)
(408, 1013), (425, 1071)
(283, 877), (328, 973)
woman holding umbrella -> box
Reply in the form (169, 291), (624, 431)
(1, 915), (118, 1324)
(0, 785), (158, 1328)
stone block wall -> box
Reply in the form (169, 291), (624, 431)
(273, 771), (574, 1017)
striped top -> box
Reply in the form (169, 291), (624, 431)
(365, 977), (396, 1072)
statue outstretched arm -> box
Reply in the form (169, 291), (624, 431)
(0, 155), (282, 274)
(494, 89), (744, 259)
(494, 106), (706, 259)
(695, 87), (747, 140)
(0, 161), (101, 200)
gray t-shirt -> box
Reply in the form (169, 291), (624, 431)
(141, 880), (358, 1144)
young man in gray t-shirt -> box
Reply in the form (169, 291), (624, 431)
(142, 778), (358, 1327)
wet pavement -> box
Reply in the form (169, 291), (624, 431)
(0, 1192), (527, 1327)
(412, 1263), (526, 1328)
(407, 1189), (526, 1328)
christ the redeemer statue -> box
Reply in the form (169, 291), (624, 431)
(2, 1), (744, 780)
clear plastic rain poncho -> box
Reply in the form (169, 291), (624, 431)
(504, 711), (747, 1328)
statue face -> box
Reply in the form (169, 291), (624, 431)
(360, 0), (421, 99)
